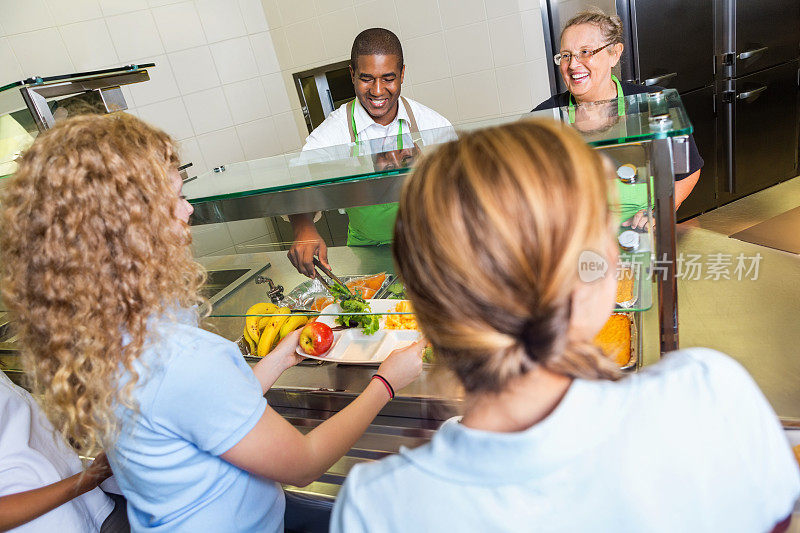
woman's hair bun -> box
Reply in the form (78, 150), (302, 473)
(519, 307), (566, 364)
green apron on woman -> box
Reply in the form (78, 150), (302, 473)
(570, 75), (652, 222)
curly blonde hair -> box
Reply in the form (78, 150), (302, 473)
(393, 119), (620, 394)
(0, 113), (206, 455)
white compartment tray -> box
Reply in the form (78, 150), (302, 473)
(296, 299), (421, 364)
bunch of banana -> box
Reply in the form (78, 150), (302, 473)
(242, 302), (308, 357)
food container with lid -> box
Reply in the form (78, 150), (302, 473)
(616, 164), (637, 183)
(618, 230), (640, 252)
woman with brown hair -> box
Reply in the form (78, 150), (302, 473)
(331, 119), (799, 532)
(0, 113), (422, 532)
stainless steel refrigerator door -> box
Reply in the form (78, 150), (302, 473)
(719, 60), (800, 203)
(727, 0), (800, 77)
(676, 86), (717, 220)
(628, 0), (714, 93)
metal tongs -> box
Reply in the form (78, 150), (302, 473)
(313, 257), (353, 297)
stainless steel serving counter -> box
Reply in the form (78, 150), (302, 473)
(202, 193), (800, 426)
(641, 220), (800, 425)
(671, 177), (800, 425)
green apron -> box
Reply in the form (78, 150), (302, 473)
(344, 97), (419, 246)
(345, 203), (400, 246)
(567, 74), (625, 122)
(569, 76), (651, 223)
(617, 177), (654, 224)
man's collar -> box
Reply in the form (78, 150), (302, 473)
(353, 97), (409, 135)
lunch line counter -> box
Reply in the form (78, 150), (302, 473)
(180, 93), (797, 500)
(3, 92), (798, 503)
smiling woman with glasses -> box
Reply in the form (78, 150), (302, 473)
(533, 8), (704, 221)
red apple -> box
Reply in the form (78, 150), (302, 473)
(299, 322), (334, 356)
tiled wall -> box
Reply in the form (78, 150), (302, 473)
(0, 0), (296, 256)
(0, 0), (550, 256)
(0, 0), (300, 178)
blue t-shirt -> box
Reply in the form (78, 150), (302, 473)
(109, 309), (283, 532)
(331, 348), (800, 533)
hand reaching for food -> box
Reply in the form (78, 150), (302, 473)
(376, 340), (425, 392)
(269, 329), (306, 369)
(287, 219), (330, 278)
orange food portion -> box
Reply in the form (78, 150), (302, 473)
(794, 445), (800, 467)
(345, 273), (386, 298)
(595, 314), (631, 367)
(385, 301), (419, 330)
(616, 267), (635, 304)
(363, 273), (386, 291)
(311, 297), (333, 312)
(361, 288), (377, 299)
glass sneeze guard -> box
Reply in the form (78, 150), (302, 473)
(195, 90), (692, 329)
(0, 64), (156, 179)
(185, 89), (692, 207)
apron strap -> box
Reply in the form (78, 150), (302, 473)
(567, 74), (625, 123)
(611, 74), (625, 117)
(400, 96), (420, 133)
(400, 96), (424, 148)
(347, 99), (357, 143)
(349, 97), (421, 151)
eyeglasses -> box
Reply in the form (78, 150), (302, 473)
(554, 42), (614, 65)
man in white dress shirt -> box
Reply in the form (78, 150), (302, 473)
(287, 28), (453, 277)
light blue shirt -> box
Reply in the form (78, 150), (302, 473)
(109, 308), (283, 532)
(332, 348), (800, 533)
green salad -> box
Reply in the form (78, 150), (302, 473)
(384, 280), (406, 299)
(329, 283), (380, 335)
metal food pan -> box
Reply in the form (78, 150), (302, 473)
(619, 312), (640, 372)
(283, 273), (394, 310)
(615, 262), (640, 310)
(373, 274), (399, 299)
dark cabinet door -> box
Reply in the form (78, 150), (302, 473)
(719, 60), (800, 203)
(733, 0), (800, 77)
(631, 0), (714, 93)
(676, 86), (717, 220)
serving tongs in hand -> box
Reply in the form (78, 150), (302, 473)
(313, 257), (353, 298)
